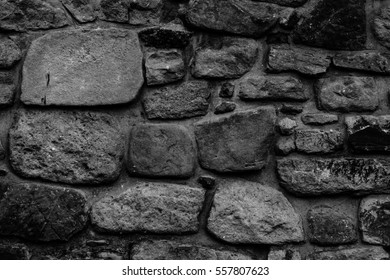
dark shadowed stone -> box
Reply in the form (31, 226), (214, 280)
(307, 246), (389, 260)
(268, 245), (301, 260)
(293, 0), (366, 50)
(9, 110), (124, 185)
(219, 81), (235, 98)
(252, 0), (307, 7)
(374, 6), (390, 49)
(333, 52), (390, 74)
(21, 29), (143, 106)
(239, 75), (308, 101)
(280, 104), (303, 115)
(197, 175), (216, 189)
(316, 76), (379, 112)
(0, 141), (4, 160)
(307, 206), (357, 245)
(143, 81), (210, 119)
(131, 240), (253, 260)
(0, 84), (15, 107)
(360, 195), (390, 246)
(301, 113), (338, 125)
(0, 38), (22, 69)
(275, 136), (295, 155)
(0, 182), (87, 242)
(138, 23), (192, 48)
(191, 36), (258, 79)
(267, 45), (331, 75)
(127, 124), (196, 178)
(0, 71), (14, 84)
(278, 117), (297, 135)
(295, 129), (343, 154)
(214, 101), (236, 115)
(60, 0), (97, 22)
(208, 179), (304, 244)
(0, 244), (29, 260)
(195, 107), (275, 173)
(0, 0), (69, 31)
(145, 49), (185, 86)
(277, 158), (390, 196)
(91, 182), (205, 234)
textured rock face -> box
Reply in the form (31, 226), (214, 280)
(0, 244), (29, 260)
(278, 117), (297, 135)
(208, 179), (304, 244)
(9, 110), (124, 185)
(131, 240), (253, 260)
(219, 82), (235, 98)
(0, 38), (22, 69)
(301, 113), (338, 125)
(316, 76), (379, 112)
(99, 0), (130, 22)
(295, 129), (343, 154)
(268, 245), (301, 260)
(374, 7), (390, 49)
(0, 141), (4, 160)
(0, 84), (15, 106)
(138, 24), (192, 49)
(22, 29), (143, 106)
(275, 136), (295, 155)
(195, 108), (275, 172)
(60, 0), (97, 22)
(277, 158), (390, 196)
(127, 124), (196, 178)
(360, 195), (390, 246)
(0, 182), (87, 242)
(91, 183), (205, 234)
(214, 101), (236, 115)
(307, 246), (389, 260)
(333, 52), (390, 74)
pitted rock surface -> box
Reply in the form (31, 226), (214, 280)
(333, 51), (390, 74)
(60, 0), (97, 22)
(0, 38), (22, 69)
(295, 129), (343, 154)
(307, 246), (389, 260)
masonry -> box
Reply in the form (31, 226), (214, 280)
(0, 0), (390, 260)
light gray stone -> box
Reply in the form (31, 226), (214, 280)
(275, 136), (296, 155)
(278, 117), (297, 135)
(0, 38), (22, 68)
(301, 113), (338, 125)
(295, 129), (343, 154)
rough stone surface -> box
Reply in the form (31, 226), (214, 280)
(267, 45), (331, 75)
(60, 0), (97, 22)
(253, 0), (307, 7)
(307, 246), (390, 260)
(239, 75), (308, 101)
(192, 36), (258, 79)
(219, 82), (234, 98)
(0, 244), (29, 260)
(333, 51), (390, 74)
(91, 183), (205, 234)
(374, 6), (390, 49)
(131, 240), (253, 260)
(208, 179), (304, 244)
(21, 29), (143, 106)
(197, 175), (216, 189)
(143, 81), (210, 119)
(99, 0), (130, 22)
(275, 136), (295, 155)
(268, 245), (301, 260)
(301, 113), (338, 126)
(195, 107), (275, 173)
(0, 38), (22, 69)
(360, 195), (390, 246)
(295, 129), (343, 154)
(0, 141), (4, 160)
(214, 101), (236, 115)
(316, 76), (379, 112)
(0, 84), (15, 106)
(9, 110), (124, 185)
(278, 118), (296, 135)
(277, 158), (390, 196)
(280, 104), (303, 115)
(0, 182), (87, 242)
(127, 124), (196, 178)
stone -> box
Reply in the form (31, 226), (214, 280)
(0, 71), (14, 84)
(0, 182), (87, 242)
(360, 195), (390, 246)
(295, 129), (343, 154)
(239, 75), (308, 101)
(0, 244), (29, 260)
(197, 175), (216, 189)
(316, 76), (379, 112)
(374, 6), (390, 49)
(280, 104), (303, 115)
(91, 182), (205, 234)
(0, 84), (15, 107)
(277, 158), (390, 196)
(252, 0), (307, 7)
(267, 45), (331, 75)
(97, 252), (123, 260)
(0, 38), (22, 69)
(333, 51), (390, 74)
(278, 118), (296, 135)
(99, 0), (130, 22)
(208, 179), (304, 244)
(127, 2), (162, 26)
(21, 29), (143, 106)
(143, 81), (210, 119)
(191, 36), (258, 79)
(127, 124), (196, 178)
(307, 206), (357, 245)
(145, 49), (185, 86)
(9, 110), (124, 185)
(0, 163), (7, 176)
(194, 107), (276, 173)
(219, 82), (234, 98)
(214, 101), (236, 115)
(0, 0), (69, 31)
(0, 141), (4, 160)
(131, 240), (253, 260)
(268, 246), (301, 260)
(275, 136), (295, 155)
(301, 113), (338, 126)
(60, 0), (97, 22)
(138, 23), (192, 48)
(307, 246), (389, 260)
(293, 0), (366, 50)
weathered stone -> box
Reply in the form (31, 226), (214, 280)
(145, 49), (185, 86)
(0, 71), (14, 84)
(99, 0), (130, 22)
(0, 0), (69, 31)
(278, 118), (296, 135)
(268, 245), (301, 260)
(208, 179), (304, 244)
(127, 124), (196, 178)
(295, 129), (343, 154)
(307, 206), (357, 245)
(97, 252), (123, 260)
(219, 82), (234, 98)
(275, 136), (295, 155)
(360, 195), (390, 246)
(138, 23), (192, 48)
(293, 0), (366, 50)
(280, 104), (303, 115)
(267, 45), (331, 75)
(198, 175), (216, 189)
(9, 110), (124, 185)
(214, 101), (236, 115)
(307, 246), (389, 260)
(60, 0), (97, 22)
(0, 84), (15, 107)
(0, 182), (87, 242)
(0, 141), (4, 160)
(131, 240), (253, 260)
(0, 244), (29, 260)
(0, 38), (22, 69)
(91, 183), (205, 234)
(143, 81), (210, 119)
(195, 107), (275, 173)
(192, 36), (258, 79)
(333, 51), (390, 74)
(301, 113), (338, 126)
(277, 158), (390, 196)
(253, 0), (307, 7)
(316, 76), (379, 112)
(374, 6), (390, 49)
(239, 75), (308, 101)
(21, 29), (143, 106)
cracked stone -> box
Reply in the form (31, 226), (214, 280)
(60, 0), (97, 22)
(307, 246), (389, 260)
(295, 129), (343, 154)
(301, 113), (338, 126)
(333, 51), (390, 74)
(0, 38), (22, 69)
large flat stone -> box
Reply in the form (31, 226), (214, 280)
(333, 51), (390, 74)
(295, 129), (343, 154)
(194, 107), (275, 173)
(9, 110), (124, 185)
(21, 29), (143, 106)
(208, 179), (304, 244)
(307, 246), (389, 260)
(0, 38), (22, 69)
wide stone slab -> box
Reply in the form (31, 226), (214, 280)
(301, 113), (338, 125)
(21, 29), (143, 106)
(333, 51), (390, 74)
(194, 107), (275, 172)
(91, 183), (205, 234)
(277, 158), (390, 196)
(207, 179), (304, 244)
(0, 181), (87, 242)
(307, 246), (389, 260)
(295, 129), (343, 154)
(9, 110), (124, 184)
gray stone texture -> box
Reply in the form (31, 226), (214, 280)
(214, 101), (236, 115)
(0, 84), (15, 107)
(252, 0), (307, 7)
(374, 6), (390, 49)
(0, 38), (22, 69)
(333, 51), (390, 74)
(278, 117), (297, 135)
(295, 129), (343, 154)
(275, 136), (296, 156)
(307, 246), (389, 260)
(0, 244), (30, 260)
(301, 113), (338, 126)
(60, 0), (97, 22)
(268, 245), (301, 260)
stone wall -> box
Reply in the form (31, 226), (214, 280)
(0, 0), (390, 260)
